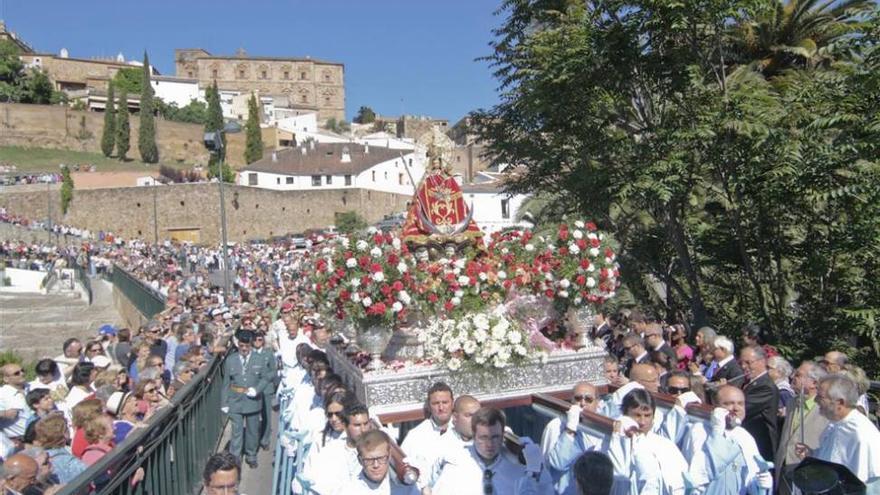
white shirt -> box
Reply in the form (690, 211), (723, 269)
(64, 386), (93, 410)
(53, 354), (80, 378)
(686, 423), (763, 493)
(432, 444), (552, 495)
(815, 409), (880, 489)
(427, 428), (472, 488)
(0, 385), (30, 438)
(605, 431), (688, 495)
(302, 439), (361, 495)
(539, 417), (564, 460)
(400, 418), (452, 488)
(278, 332), (310, 390)
(332, 472), (420, 495)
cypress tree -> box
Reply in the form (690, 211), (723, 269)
(138, 51), (159, 163)
(100, 82), (116, 157)
(60, 165), (74, 215)
(244, 93), (263, 164)
(204, 80), (229, 180)
(115, 91), (130, 160)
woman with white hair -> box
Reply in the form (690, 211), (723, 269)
(768, 356), (795, 417)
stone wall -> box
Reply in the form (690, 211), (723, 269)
(0, 103), (269, 167)
(0, 183), (409, 244)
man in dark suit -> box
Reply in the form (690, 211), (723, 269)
(709, 336), (746, 387)
(644, 325), (678, 367)
(621, 334), (650, 378)
(740, 345), (780, 462)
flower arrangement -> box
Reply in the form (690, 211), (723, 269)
(312, 229), (418, 327)
(419, 308), (535, 371)
(410, 255), (507, 318)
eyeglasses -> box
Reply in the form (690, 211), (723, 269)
(667, 387), (690, 395)
(359, 455), (389, 466)
(572, 394), (595, 404)
(87, 348), (102, 353)
(144, 388), (157, 393)
(624, 345), (636, 351)
(483, 468), (494, 495)
(326, 411), (343, 418)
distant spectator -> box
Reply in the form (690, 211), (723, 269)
(28, 359), (68, 401)
(115, 328), (132, 369)
(669, 324), (693, 371)
(106, 391), (141, 444)
(64, 362), (96, 409)
(35, 413), (86, 484)
(81, 414), (115, 466)
(54, 338), (83, 379)
(768, 356), (795, 415)
(574, 451), (614, 495)
(71, 398), (104, 458)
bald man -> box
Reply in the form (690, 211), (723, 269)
(685, 386), (772, 494)
(629, 363), (660, 393)
(1, 453), (39, 494)
(543, 382), (600, 495)
(425, 395), (482, 489)
(0, 363), (32, 446)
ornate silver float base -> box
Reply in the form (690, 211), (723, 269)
(327, 346), (608, 416)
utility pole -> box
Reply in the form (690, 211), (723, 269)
(152, 182), (158, 244)
(218, 163), (231, 299)
(46, 180), (52, 242)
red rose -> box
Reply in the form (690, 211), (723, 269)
(370, 263), (382, 273)
(558, 247), (569, 256)
(503, 280), (513, 290)
(444, 301), (454, 311)
(544, 289), (555, 298)
(358, 256), (370, 268)
(335, 268), (345, 278)
(373, 234), (384, 245)
(576, 275), (587, 286)
(392, 280), (404, 291)
(577, 239), (587, 250)
(591, 238), (600, 248)
(559, 229), (569, 241)
(380, 284), (392, 296)
(387, 253), (399, 265)
(580, 259), (590, 269)
(605, 248), (614, 258)
(360, 275), (371, 287)
(367, 302), (387, 315)
(339, 289), (351, 301)
(586, 222), (597, 231)
(428, 293), (439, 303)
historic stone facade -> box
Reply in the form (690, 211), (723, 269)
(17, 54), (136, 93)
(0, 183), (409, 244)
(174, 49), (345, 122)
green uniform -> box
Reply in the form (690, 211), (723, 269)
(222, 349), (272, 463)
(252, 346), (277, 449)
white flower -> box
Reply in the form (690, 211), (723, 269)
(559, 290), (570, 298)
(574, 220), (585, 229)
(605, 257), (613, 264)
(569, 243), (581, 255)
(454, 290), (464, 298)
(525, 243), (535, 252)
(392, 238), (401, 250)
(322, 247), (332, 255)
(454, 259), (466, 269)
(497, 270), (507, 280)
(574, 296), (583, 305)
(362, 296), (373, 307)
(463, 340), (477, 354)
(478, 272), (488, 282)
(451, 296), (461, 306)
(453, 267), (461, 276)
(493, 356), (509, 368)
(367, 226), (378, 234)
(370, 246), (382, 258)
(559, 279), (571, 289)
(546, 244), (556, 252)
(473, 314), (490, 330)
(514, 344), (528, 356)
(397, 261), (408, 273)
(356, 240), (368, 251)
(475, 355), (487, 365)
(586, 277), (596, 288)
(507, 331), (522, 345)
(473, 328), (488, 343)
(544, 272), (554, 281)
(392, 302), (403, 312)
(340, 237), (350, 248)
(572, 230), (584, 240)
(501, 247), (510, 255)
(590, 247), (600, 257)
(350, 278), (361, 288)
(458, 275), (471, 286)
(398, 291), (411, 304)
(372, 271), (385, 282)
(352, 293), (361, 303)
(346, 258), (357, 268)
(447, 357), (462, 371)
(491, 324), (508, 340)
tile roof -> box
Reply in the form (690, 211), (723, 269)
(241, 143), (408, 176)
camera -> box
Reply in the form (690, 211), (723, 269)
(203, 131), (224, 153)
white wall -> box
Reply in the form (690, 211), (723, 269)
(356, 133), (416, 151)
(277, 114), (318, 134)
(239, 170), (355, 190)
(151, 80), (203, 109)
(464, 191), (530, 234)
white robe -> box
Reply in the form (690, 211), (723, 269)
(686, 423), (764, 495)
(426, 428), (472, 488)
(400, 418), (452, 489)
(432, 444), (553, 495)
(332, 472), (420, 495)
(301, 439), (361, 495)
(604, 431), (689, 495)
(814, 409), (880, 492)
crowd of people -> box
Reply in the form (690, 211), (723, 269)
(1, 210), (879, 495)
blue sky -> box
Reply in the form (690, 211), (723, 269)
(1, 0), (504, 123)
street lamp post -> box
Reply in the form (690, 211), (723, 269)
(152, 181), (159, 245)
(204, 125), (239, 300)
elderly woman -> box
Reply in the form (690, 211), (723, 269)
(134, 378), (166, 421)
(35, 413), (86, 484)
(689, 326), (718, 378)
(768, 356), (795, 416)
(128, 340), (152, 384)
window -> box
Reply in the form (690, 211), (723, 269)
(324, 73), (331, 82)
(261, 70), (267, 79)
(344, 175), (352, 186)
(384, 171), (388, 180)
(501, 199), (510, 219)
(371, 171), (376, 182)
(187, 71), (193, 78)
(212, 69), (218, 78)
(399, 173), (404, 185)
(325, 175), (332, 185)
(283, 71), (290, 80)
(300, 71), (307, 80)
(286, 177), (294, 184)
(311, 175), (321, 186)
(239, 70), (245, 78)
(324, 97), (331, 105)
(301, 95), (308, 104)
(248, 173), (258, 186)
(276, 178), (281, 185)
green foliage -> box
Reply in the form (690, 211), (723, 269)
(244, 93), (264, 164)
(475, 0), (880, 373)
(100, 82), (116, 157)
(0, 40), (64, 104)
(112, 67), (143, 96)
(115, 91), (130, 160)
(204, 81), (231, 181)
(157, 98), (208, 124)
(325, 117), (351, 134)
(335, 211), (368, 233)
(0, 351), (35, 381)
(19, 69), (54, 104)
(138, 52), (159, 163)
(353, 106), (376, 124)
(60, 165), (74, 214)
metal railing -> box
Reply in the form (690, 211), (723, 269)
(110, 264), (166, 319)
(56, 345), (232, 495)
(65, 255), (93, 305)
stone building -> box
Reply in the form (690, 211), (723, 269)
(0, 20), (33, 53)
(396, 115), (449, 140)
(174, 48), (345, 122)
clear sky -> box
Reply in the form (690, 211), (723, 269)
(1, 0), (504, 123)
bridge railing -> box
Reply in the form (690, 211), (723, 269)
(109, 264), (166, 319)
(55, 343), (232, 495)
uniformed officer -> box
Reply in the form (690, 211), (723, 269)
(251, 329), (277, 451)
(221, 329), (272, 468)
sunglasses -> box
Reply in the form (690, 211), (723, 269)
(144, 388), (157, 393)
(326, 411), (343, 418)
(8, 370), (23, 376)
(667, 387), (690, 395)
(572, 394), (595, 404)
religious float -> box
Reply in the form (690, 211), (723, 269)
(305, 130), (618, 418)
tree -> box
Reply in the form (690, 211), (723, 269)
(0, 40), (64, 104)
(60, 165), (74, 215)
(138, 52), (159, 163)
(100, 82), (116, 157)
(157, 98), (208, 124)
(353, 106), (376, 124)
(244, 93), (264, 164)
(204, 81), (233, 182)
(111, 67), (143, 96)
(115, 90), (130, 160)
(474, 0), (880, 371)
(336, 211), (368, 233)
(19, 69), (54, 104)
(325, 117), (351, 134)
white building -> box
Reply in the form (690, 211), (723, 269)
(150, 76), (204, 108)
(238, 142), (425, 196)
(356, 132), (416, 151)
(460, 171), (530, 234)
